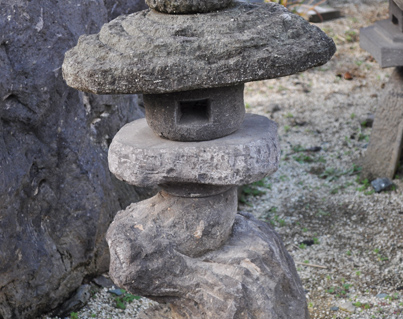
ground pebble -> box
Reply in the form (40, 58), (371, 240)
(338, 301), (356, 313)
(371, 177), (393, 193)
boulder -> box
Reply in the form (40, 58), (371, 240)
(0, 1), (148, 318)
(107, 204), (309, 319)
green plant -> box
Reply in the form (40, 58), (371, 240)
(364, 189), (375, 196)
(320, 164), (362, 182)
(299, 243), (307, 249)
(313, 237), (320, 245)
(291, 144), (305, 153)
(327, 282), (352, 297)
(70, 313), (79, 319)
(346, 250), (352, 256)
(353, 301), (373, 310)
(358, 133), (369, 142)
(284, 125), (291, 133)
(114, 289), (141, 310)
(316, 209), (329, 217)
(373, 248), (389, 262)
(293, 154), (314, 163)
(345, 30), (358, 42)
(270, 214), (286, 227)
(239, 179), (271, 205)
(356, 178), (370, 192)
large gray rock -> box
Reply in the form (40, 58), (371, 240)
(62, 1), (336, 94)
(0, 1), (147, 318)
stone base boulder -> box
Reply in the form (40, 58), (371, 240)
(107, 190), (309, 319)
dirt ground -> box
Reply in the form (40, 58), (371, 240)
(241, 1), (403, 318)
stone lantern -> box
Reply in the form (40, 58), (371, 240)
(62, 1), (335, 318)
(360, 0), (403, 180)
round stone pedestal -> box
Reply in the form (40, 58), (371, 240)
(108, 114), (280, 195)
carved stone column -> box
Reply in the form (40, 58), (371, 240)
(62, 1), (335, 317)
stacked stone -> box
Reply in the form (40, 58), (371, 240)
(62, 1), (335, 318)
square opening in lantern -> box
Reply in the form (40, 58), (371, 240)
(177, 99), (211, 125)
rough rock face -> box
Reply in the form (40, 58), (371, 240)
(145, 0), (233, 13)
(107, 206), (309, 319)
(62, 1), (336, 94)
(0, 1), (147, 318)
(361, 67), (403, 180)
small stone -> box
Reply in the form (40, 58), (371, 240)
(338, 301), (356, 313)
(300, 239), (315, 246)
(306, 146), (322, 152)
(53, 285), (92, 317)
(269, 104), (281, 113)
(376, 293), (389, 299)
(108, 288), (124, 296)
(93, 275), (114, 288)
(371, 178), (394, 193)
(330, 306), (339, 311)
(360, 113), (375, 127)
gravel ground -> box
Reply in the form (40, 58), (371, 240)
(44, 2), (403, 318)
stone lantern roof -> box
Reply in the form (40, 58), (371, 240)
(62, 1), (336, 95)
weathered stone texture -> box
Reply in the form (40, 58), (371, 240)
(145, 0), (233, 13)
(107, 209), (309, 319)
(108, 114), (280, 188)
(0, 1), (147, 318)
(361, 67), (403, 180)
(107, 188), (238, 260)
(395, 0), (403, 10)
(143, 85), (245, 141)
(62, 1), (336, 94)
(360, 19), (403, 68)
